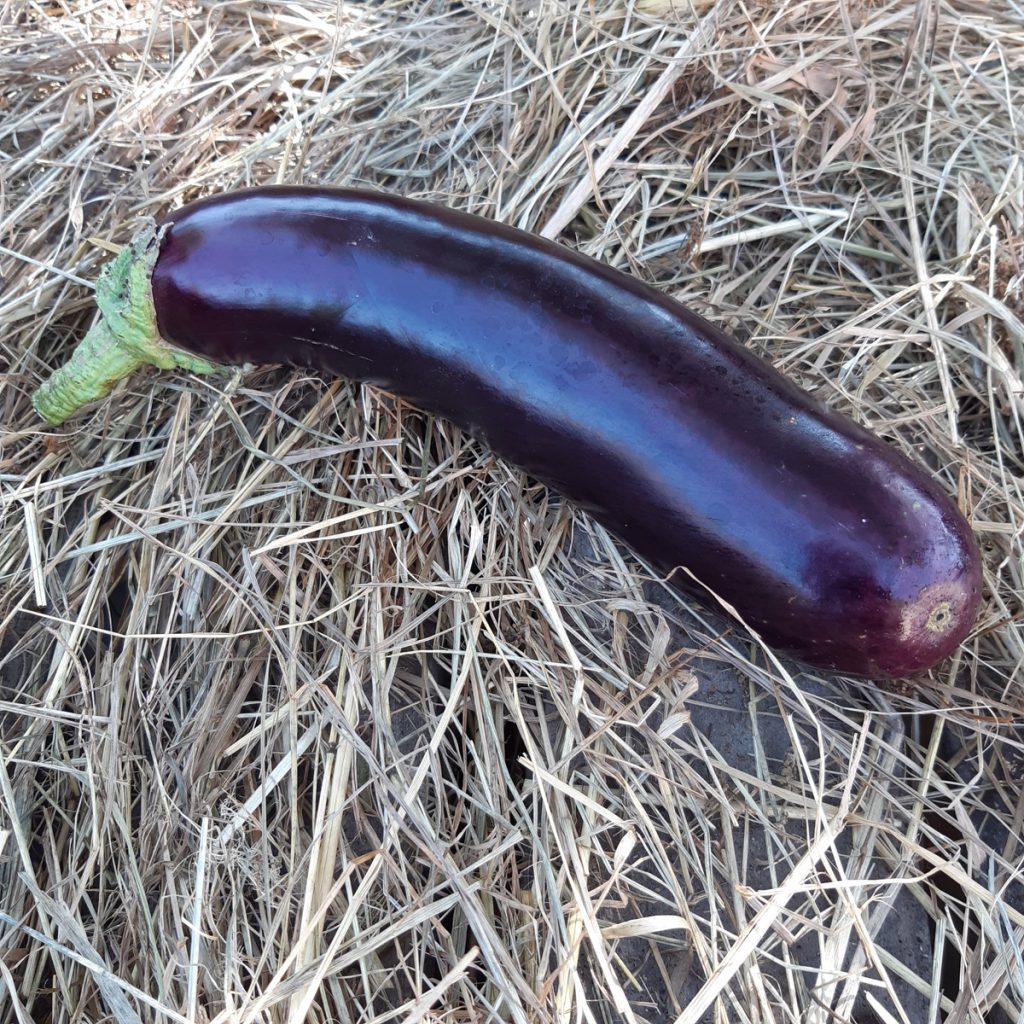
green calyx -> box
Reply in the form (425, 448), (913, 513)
(32, 224), (221, 426)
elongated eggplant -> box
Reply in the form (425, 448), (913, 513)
(33, 186), (982, 677)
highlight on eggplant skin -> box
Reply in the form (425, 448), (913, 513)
(32, 186), (983, 679)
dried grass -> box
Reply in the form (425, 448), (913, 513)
(1, 1), (1023, 1022)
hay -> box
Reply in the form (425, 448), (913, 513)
(1, 0), (1022, 1021)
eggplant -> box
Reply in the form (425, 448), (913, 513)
(32, 186), (982, 677)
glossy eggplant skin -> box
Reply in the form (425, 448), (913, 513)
(149, 186), (980, 677)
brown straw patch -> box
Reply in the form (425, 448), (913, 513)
(1, 1), (1021, 1021)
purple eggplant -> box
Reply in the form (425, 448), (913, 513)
(33, 186), (982, 677)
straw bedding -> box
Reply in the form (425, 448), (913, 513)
(1, 1), (1022, 1021)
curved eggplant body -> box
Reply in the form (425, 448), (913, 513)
(139, 187), (980, 676)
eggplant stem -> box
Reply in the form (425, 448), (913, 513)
(32, 224), (221, 426)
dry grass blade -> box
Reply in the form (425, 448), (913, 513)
(1, 1), (1023, 1022)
